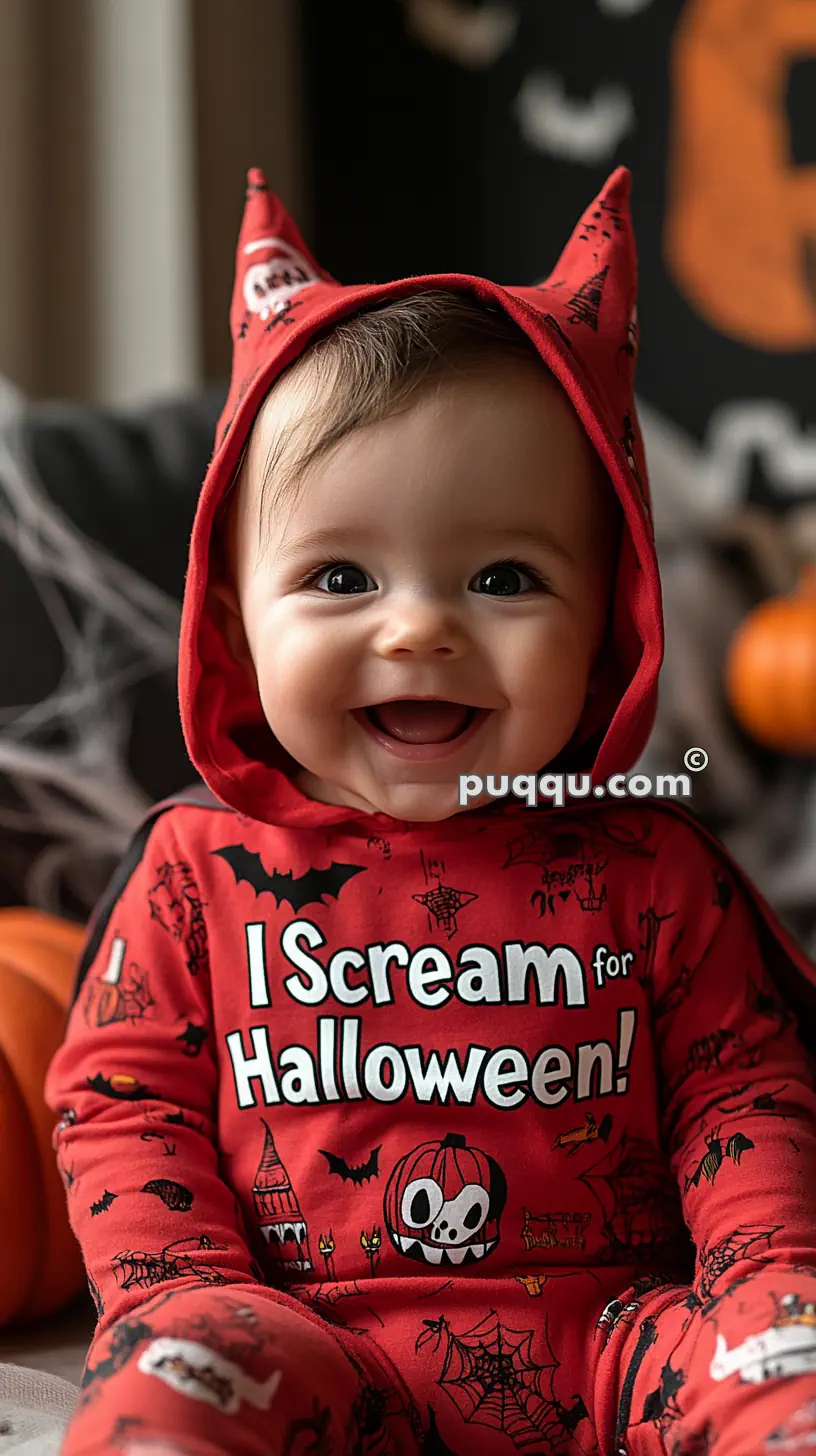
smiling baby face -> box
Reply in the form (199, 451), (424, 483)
(211, 299), (619, 822)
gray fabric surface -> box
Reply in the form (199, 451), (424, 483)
(637, 504), (816, 957)
(0, 1365), (79, 1454)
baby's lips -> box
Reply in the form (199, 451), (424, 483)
(122, 1443), (199, 1456)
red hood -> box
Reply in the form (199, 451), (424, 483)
(178, 167), (662, 828)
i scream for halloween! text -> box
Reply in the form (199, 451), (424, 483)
(223, 917), (639, 1112)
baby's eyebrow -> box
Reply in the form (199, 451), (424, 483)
(275, 524), (576, 567)
(482, 526), (576, 568)
(275, 527), (375, 562)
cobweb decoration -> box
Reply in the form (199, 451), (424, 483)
(0, 377), (182, 914)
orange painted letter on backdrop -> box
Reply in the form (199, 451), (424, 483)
(665, 0), (816, 351)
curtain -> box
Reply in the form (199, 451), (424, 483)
(0, 0), (307, 404)
(0, 0), (94, 400)
(191, 0), (309, 384)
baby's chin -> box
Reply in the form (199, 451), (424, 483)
(294, 766), (486, 823)
(366, 789), (477, 824)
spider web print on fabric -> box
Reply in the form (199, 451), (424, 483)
(696, 1225), (781, 1305)
(0, 379), (179, 911)
(412, 850), (478, 939)
(577, 1133), (690, 1266)
(416, 1310), (593, 1453)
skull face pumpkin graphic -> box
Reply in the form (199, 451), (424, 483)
(384, 1133), (507, 1266)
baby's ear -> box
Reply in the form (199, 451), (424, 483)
(208, 580), (255, 673)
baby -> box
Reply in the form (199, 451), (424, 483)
(47, 168), (816, 1456)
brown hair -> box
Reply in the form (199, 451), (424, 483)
(227, 289), (552, 554)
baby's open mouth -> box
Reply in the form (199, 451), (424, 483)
(364, 700), (477, 744)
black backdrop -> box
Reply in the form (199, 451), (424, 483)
(302, 0), (816, 519)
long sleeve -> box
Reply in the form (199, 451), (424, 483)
(652, 820), (816, 1276)
(639, 819), (816, 1453)
(44, 810), (370, 1454)
(44, 809), (291, 1350)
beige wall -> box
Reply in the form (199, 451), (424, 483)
(0, 0), (306, 403)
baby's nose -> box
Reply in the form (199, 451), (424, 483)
(377, 598), (466, 657)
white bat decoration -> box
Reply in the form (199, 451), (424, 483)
(597, 0), (655, 15)
(402, 0), (519, 69)
(515, 72), (635, 164)
(638, 396), (816, 528)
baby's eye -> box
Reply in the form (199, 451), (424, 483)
(311, 562), (375, 595)
(471, 560), (549, 596)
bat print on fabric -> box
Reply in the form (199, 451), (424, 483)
(320, 1147), (382, 1186)
(91, 1191), (117, 1217)
(176, 1020), (208, 1057)
(213, 843), (367, 910)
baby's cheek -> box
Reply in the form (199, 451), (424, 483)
(511, 649), (594, 758)
(504, 623), (592, 704)
(256, 630), (318, 711)
(256, 648), (349, 764)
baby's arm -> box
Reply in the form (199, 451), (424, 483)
(44, 811), (347, 1456)
(647, 821), (816, 1453)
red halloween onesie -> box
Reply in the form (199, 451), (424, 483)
(46, 169), (816, 1456)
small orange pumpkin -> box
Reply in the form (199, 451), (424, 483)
(0, 907), (86, 1327)
(726, 565), (816, 755)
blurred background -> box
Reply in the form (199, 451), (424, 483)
(0, 0), (815, 948)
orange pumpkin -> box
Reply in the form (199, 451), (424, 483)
(0, 907), (86, 1326)
(726, 565), (816, 755)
